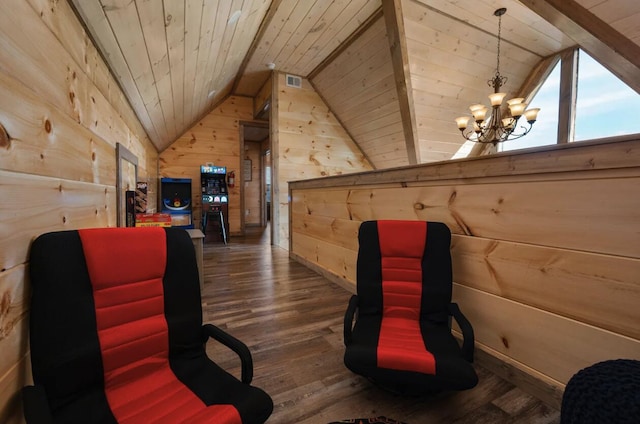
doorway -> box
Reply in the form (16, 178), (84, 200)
(240, 122), (270, 241)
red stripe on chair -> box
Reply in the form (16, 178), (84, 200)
(79, 228), (241, 424)
(376, 221), (435, 375)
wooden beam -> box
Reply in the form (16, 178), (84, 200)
(519, 0), (640, 94)
(382, 0), (420, 165)
(557, 48), (578, 144)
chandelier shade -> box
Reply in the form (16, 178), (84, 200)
(455, 8), (540, 145)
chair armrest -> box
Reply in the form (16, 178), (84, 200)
(448, 302), (475, 363)
(202, 324), (253, 384)
(23, 385), (53, 424)
(343, 295), (359, 346)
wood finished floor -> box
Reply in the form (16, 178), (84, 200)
(200, 226), (561, 424)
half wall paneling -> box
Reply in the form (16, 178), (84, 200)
(289, 137), (640, 407)
(0, 0), (158, 422)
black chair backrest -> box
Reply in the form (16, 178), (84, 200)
(356, 220), (453, 324)
(28, 227), (201, 412)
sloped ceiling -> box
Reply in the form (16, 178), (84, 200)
(70, 0), (640, 165)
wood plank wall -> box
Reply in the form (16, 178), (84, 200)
(272, 72), (374, 249)
(288, 136), (640, 407)
(311, 15), (409, 169)
(0, 1), (158, 422)
(159, 96), (254, 235)
(244, 141), (262, 225)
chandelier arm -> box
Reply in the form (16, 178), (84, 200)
(505, 123), (534, 140)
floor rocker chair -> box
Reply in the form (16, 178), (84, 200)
(24, 227), (273, 423)
(344, 220), (478, 394)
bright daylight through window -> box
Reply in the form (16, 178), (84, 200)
(501, 49), (640, 152)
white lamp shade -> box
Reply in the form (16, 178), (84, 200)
(455, 116), (470, 129)
(469, 104), (486, 112)
(509, 103), (526, 117)
(507, 98), (524, 106)
(524, 108), (540, 122)
(472, 107), (488, 122)
(489, 92), (507, 106)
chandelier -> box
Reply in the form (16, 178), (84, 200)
(455, 8), (540, 145)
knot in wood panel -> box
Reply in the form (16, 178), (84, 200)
(0, 123), (10, 149)
(501, 336), (510, 349)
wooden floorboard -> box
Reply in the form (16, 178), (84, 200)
(200, 226), (560, 424)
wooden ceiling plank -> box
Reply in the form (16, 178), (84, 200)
(337, 88), (400, 122)
(260, 0), (320, 74)
(403, 17), (542, 80)
(348, 109), (402, 134)
(310, 15), (385, 88)
(286, 0), (352, 72)
(328, 78), (397, 119)
(189, 0), (221, 131)
(214, 0), (272, 100)
(136, 0), (176, 141)
(411, 0), (571, 57)
(271, 0), (330, 70)
(163, 0), (186, 139)
(194, 0), (233, 116)
(250, 0), (296, 66)
(182, 0), (204, 129)
(100, 0), (169, 147)
(208, 0), (266, 109)
(247, 0), (302, 73)
(232, 0), (283, 97)
(70, 0), (161, 145)
(316, 46), (392, 101)
(613, 13), (640, 44)
(586, 0), (640, 24)
(299, 0), (381, 76)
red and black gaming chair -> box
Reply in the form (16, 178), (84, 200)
(344, 220), (478, 394)
(24, 227), (273, 423)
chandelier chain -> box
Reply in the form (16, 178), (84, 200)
(496, 12), (502, 76)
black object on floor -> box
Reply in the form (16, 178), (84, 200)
(561, 359), (640, 424)
(329, 417), (408, 424)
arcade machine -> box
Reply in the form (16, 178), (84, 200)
(200, 165), (229, 243)
(160, 177), (193, 228)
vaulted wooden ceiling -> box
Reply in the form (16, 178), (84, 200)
(70, 0), (640, 166)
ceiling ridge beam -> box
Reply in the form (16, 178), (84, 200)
(519, 0), (640, 94)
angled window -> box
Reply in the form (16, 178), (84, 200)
(501, 61), (560, 152)
(574, 50), (640, 140)
(501, 48), (640, 153)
